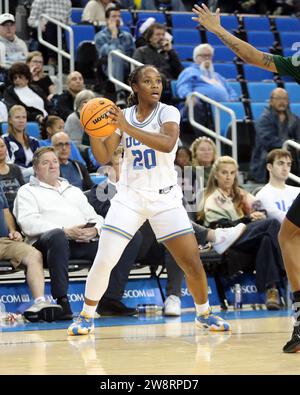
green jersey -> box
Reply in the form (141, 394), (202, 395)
(273, 55), (300, 84)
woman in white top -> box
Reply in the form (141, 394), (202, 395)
(3, 62), (51, 122)
(81, 0), (114, 26)
(68, 65), (231, 335)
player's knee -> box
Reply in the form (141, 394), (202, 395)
(182, 251), (202, 278)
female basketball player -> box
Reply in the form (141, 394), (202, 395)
(68, 65), (231, 335)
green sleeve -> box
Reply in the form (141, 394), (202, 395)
(273, 55), (300, 83)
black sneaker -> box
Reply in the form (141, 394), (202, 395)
(283, 324), (300, 353)
(97, 298), (137, 316)
(57, 296), (74, 321)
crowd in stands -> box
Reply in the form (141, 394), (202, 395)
(0, 0), (300, 322)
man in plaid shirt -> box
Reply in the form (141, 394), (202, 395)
(28, 0), (72, 65)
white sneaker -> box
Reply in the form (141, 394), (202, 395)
(24, 301), (63, 323)
(164, 295), (181, 316)
(213, 223), (246, 254)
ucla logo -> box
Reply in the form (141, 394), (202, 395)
(92, 112), (109, 124)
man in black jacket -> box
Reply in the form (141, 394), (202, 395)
(133, 23), (183, 103)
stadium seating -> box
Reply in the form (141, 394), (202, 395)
(274, 17), (300, 32)
(243, 16), (271, 31)
(71, 8), (83, 23)
(214, 63), (238, 80)
(171, 13), (199, 29)
(247, 82), (277, 102)
(135, 11), (166, 25)
(290, 103), (300, 117)
(172, 28), (201, 45)
(173, 45), (193, 61)
(66, 25), (95, 57)
(284, 82), (300, 102)
(250, 102), (268, 120)
(214, 102), (246, 136)
(243, 64), (274, 81)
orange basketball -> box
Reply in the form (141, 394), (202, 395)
(80, 97), (117, 138)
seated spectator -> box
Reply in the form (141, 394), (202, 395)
(0, 13), (28, 69)
(65, 89), (95, 146)
(199, 155), (286, 310)
(0, 137), (24, 212)
(52, 132), (93, 191)
(133, 23), (183, 102)
(27, 0), (72, 65)
(52, 71), (84, 121)
(82, 0), (114, 26)
(190, 136), (217, 187)
(0, 185), (62, 322)
(95, 6), (135, 106)
(26, 51), (56, 101)
(255, 148), (300, 223)
(14, 146), (137, 318)
(3, 105), (40, 181)
(177, 44), (238, 102)
(4, 62), (52, 122)
(250, 88), (300, 183)
(39, 115), (87, 166)
(89, 147), (246, 316)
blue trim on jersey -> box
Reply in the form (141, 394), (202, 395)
(157, 227), (194, 243)
(102, 224), (133, 240)
(157, 104), (167, 127)
(130, 103), (160, 128)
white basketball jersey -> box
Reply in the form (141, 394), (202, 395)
(117, 102), (180, 194)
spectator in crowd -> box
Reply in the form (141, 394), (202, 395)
(190, 136), (217, 187)
(26, 51), (56, 101)
(82, 0), (114, 26)
(14, 146), (138, 319)
(0, 13), (28, 69)
(52, 132), (93, 191)
(52, 71), (85, 121)
(28, 0), (72, 65)
(65, 89), (95, 146)
(95, 6), (135, 106)
(4, 62), (52, 122)
(133, 23), (183, 102)
(39, 115), (86, 165)
(0, 185), (62, 322)
(3, 105), (39, 181)
(250, 88), (300, 183)
(199, 155), (286, 310)
(0, 137), (24, 212)
(255, 149), (300, 223)
(177, 44), (237, 102)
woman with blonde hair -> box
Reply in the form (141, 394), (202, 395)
(3, 105), (39, 181)
(190, 136), (217, 187)
(199, 155), (286, 311)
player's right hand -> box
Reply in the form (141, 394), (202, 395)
(192, 4), (221, 32)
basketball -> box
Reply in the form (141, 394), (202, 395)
(80, 97), (117, 138)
